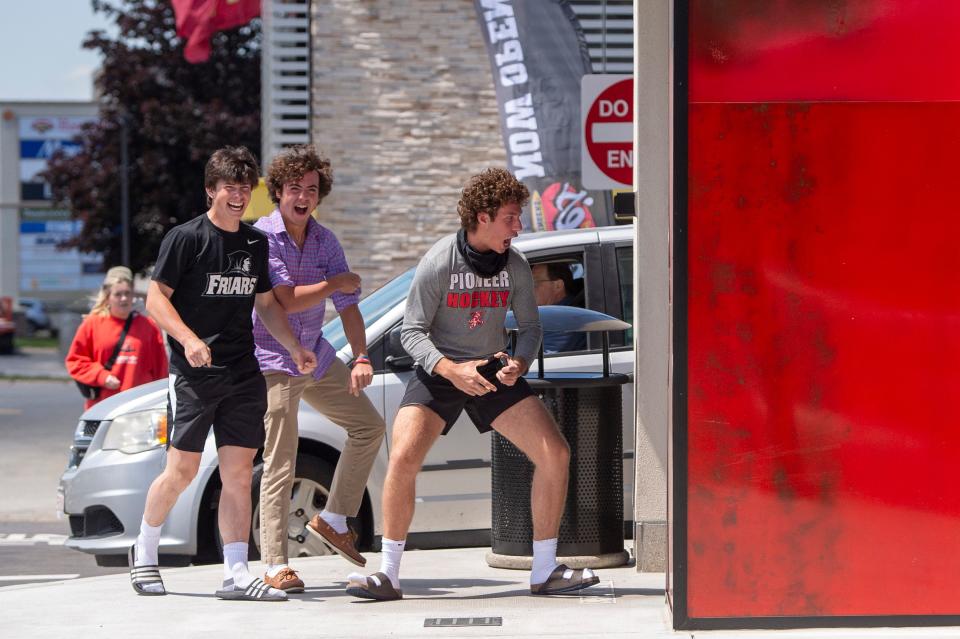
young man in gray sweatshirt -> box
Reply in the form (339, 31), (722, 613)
(345, 168), (599, 601)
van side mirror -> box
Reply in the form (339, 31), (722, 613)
(384, 326), (414, 371)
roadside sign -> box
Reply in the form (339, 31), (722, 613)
(581, 75), (633, 189)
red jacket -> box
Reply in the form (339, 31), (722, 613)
(65, 313), (169, 409)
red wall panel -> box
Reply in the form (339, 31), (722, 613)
(685, 0), (960, 620)
(690, 0), (960, 102)
(687, 103), (960, 617)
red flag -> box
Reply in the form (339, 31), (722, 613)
(172, 0), (260, 63)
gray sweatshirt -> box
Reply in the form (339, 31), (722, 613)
(401, 234), (542, 375)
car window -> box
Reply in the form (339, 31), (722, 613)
(616, 246), (633, 343)
(323, 268), (416, 352)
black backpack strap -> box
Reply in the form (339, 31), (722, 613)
(105, 311), (136, 371)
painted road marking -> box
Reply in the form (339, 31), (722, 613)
(0, 533), (67, 546)
(0, 574), (79, 582)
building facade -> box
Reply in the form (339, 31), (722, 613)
(263, 0), (633, 292)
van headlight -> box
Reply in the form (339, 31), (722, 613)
(102, 410), (167, 454)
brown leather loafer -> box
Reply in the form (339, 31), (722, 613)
(263, 567), (305, 593)
(305, 515), (366, 567)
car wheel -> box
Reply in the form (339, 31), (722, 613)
(249, 454), (339, 560)
(209, 453), (365, 562)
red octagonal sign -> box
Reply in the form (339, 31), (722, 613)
(582, 76), (633, 189)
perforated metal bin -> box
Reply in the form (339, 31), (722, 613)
(487, 306), (631, 569)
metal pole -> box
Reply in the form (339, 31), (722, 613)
(602, 332), (610, 377)
(120, 114), (130, 267)
(602, 0), (608, 73)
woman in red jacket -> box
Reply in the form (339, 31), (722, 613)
(66, 267), (168, 409)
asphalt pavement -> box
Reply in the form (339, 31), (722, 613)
(0, 378), (80, 523)
(0, 521), (127, 586)
(0, 345), (71, 381)
(0, 372), (126, 587)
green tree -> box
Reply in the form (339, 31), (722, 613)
(43, 0), (261, 273)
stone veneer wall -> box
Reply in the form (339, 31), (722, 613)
(310, 1), (506, 293)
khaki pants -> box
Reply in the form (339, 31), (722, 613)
(259, 359), (385, 564)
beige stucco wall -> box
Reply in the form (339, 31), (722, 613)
(310, 1), (506, 291)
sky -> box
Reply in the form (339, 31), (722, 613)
(0, 1), (113, 102)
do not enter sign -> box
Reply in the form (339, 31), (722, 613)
(581, 75), (633, 189)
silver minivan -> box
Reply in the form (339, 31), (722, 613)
(58, 225), (635, 566)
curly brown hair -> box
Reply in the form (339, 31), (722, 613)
(265, 145), (333, 205)
(457, 168), (530, 231)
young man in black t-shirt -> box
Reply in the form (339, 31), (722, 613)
(128, 147), (317, 602)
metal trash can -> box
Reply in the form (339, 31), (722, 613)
(487, 306), (632, 569)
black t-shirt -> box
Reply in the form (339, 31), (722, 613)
(152, 214), (272, 375)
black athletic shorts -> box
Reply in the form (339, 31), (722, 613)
(400, 360), (535, 435)
(166, 361), (267, 453)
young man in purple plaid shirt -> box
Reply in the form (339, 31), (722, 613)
(252, 145), (386, 592)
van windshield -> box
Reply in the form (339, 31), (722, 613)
(323, 267), (416, 352)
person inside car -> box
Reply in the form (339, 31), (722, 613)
(531, 262), (587, 353)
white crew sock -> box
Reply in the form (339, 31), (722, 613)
(266, 563), (288, 578)
(529, 537), (595, 586)
(531, 538), (559, 585)
(319, 509), (348, 534)
(135, 520), (162, 567)
(352, 537), (404, 589)
(132, 520), (165, 594)
(223, 542), (254, 588)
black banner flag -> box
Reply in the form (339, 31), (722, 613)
(473, 0), (611, 231)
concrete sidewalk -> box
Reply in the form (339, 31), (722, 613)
(0, 546), (668, 638)
(3, 546), (960, 638)
(0, 346), (70, 381)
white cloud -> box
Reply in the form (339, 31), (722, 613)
(66, 65), (94, 81)
(59, 65), (98, 101)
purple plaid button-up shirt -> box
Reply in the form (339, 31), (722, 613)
(252, 210), (360, 379)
